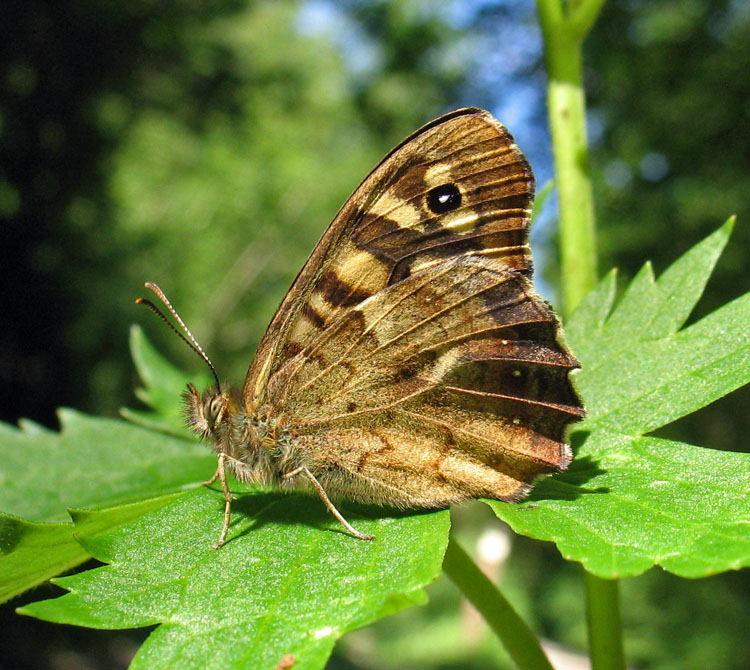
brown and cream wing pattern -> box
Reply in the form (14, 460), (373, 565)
(243, 108), (536, 412)
(266, 253), (583, 506)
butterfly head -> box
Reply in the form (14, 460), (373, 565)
(183, 382), (235, 442)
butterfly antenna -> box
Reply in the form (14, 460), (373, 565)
(135, 282), (222, 393)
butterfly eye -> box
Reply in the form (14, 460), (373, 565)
(427, 184), (462, 214)
(208, 395), (225, 424)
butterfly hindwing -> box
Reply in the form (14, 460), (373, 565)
(265, 253), (583, 505)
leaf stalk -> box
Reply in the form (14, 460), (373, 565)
(443, 537), (555, 670)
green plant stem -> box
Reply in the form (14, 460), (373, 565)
(443, 537), (554, 670)
(536, 2), (625, 670)
(584, 571), (626, 669)
(537, 0), (600, 316)
(547, 55), (597, 314)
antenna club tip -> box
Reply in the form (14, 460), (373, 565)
(135, 297), (145, 305)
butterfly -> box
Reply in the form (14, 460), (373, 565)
(138, 107), (585, 547)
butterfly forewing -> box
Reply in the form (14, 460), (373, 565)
(243, 108), (535, 410)
(241, 107), (583, 509)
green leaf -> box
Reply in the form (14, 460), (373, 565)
(564, 267), (617, 340)
(0, 515), (88, 604)
(0, 496), (181, 604)
(583, 290), (750, 435)
(0, 407), (212, 601)
(0, 329), (216, 601)
(570, 218), (740, 435)
(490, 218), (750, 578)
(0, 411), (210, 522)
(566, 219), (734, 376)
(20, 488), (450, 670)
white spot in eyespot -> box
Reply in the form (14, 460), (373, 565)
(512, 417), (521, 425)
(512, 369), (521, 377)
(501, 339), (509, 345)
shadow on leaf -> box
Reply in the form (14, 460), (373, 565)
(530, 456), (609, 501)
(525, 444), (609, 502)
(230, 490), (427, 541)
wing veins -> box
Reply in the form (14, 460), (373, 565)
(404, 315), (553, 359)
(418, 123), (491, 157)
(413, 143), (522, 182)
(363, 210), (528, 250)
(286, 260), (522, 401)
(292, 375), (439, 429)
(394, 409), (557, 469)
(394, 407), (524, 456)
(397, 243), (528, 281)
(443, 385), (586, 417)
(403, 330), (576, 368)
(282, 261), (460, 400)
(367, 271), (520, 358)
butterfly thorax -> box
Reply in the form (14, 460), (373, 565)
(183, 383), (297, 487)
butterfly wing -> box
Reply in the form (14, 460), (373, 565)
(243, 107), (583, 505)
(266, 253), (583, 505)
(243, 108), (535, 410)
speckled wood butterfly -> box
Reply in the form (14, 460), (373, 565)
(138, 108), (584, 546)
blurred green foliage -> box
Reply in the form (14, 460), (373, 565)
(586, 0), (750, 452)
(1, 0), (463, 427)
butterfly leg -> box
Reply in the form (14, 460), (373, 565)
(283, 466), (375, 541)
(201, 465), (220, 487)
(202, 452), (234, 549)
